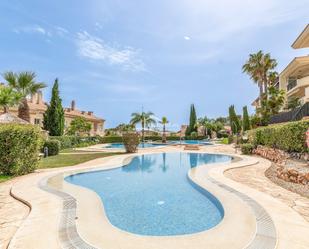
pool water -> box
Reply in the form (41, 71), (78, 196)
(170, 140), (211, 145)
(65, 153), (231, 236)
(104, 142), (165, 149)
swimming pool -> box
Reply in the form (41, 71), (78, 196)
(170, 140), (212, 145)
(104, 142), (165, 149)
(65, 152), (231, 236)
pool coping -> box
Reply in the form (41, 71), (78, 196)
(39, 150), (277, 249)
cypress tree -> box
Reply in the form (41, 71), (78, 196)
(242, 106), (251, 132)
(43, 79), (65, 136)
(228, 105), (241, 135)
(186, 104), (197, 136)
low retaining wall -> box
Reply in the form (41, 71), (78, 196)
(253, 145), (309, 185)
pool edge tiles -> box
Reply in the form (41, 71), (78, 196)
(41, 150), (268, 249)
(64, 152), (231, 236)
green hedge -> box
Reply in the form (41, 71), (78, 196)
(248, 120), (309, 153)
(43, 140), (60, 156)
(0, 124), (43, 176)
(50, 135), (101, 149)
(240, 143), (254, 155)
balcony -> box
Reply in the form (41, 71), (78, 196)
(287, 78), (297, 91)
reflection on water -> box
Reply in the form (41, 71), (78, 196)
(66, 152), (231, 236)
(122, 154), (157, 173)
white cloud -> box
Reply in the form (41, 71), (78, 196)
(184, 36), (191, 40)
(14, 25), (49, 35)
(76, 31), (145, 72)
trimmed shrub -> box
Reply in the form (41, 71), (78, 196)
(101, 136), (123, 144)
(241, 143), (254, 155)
(43, 140), (60, 156)
(248, 120), (309, 153)
(122, 132), (140, 153)
(50, 135), (101, 149)
(0, 124), (43, 176)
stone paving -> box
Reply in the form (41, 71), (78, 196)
(225, 156), (309, 222)
(0, 179), (29, 249)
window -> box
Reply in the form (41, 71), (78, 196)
(34, 118), (40, 125)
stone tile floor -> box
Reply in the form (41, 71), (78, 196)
(225, 157), (309, 222)
(0, 180), (29, 248)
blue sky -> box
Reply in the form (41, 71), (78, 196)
(0, 0), (308, 130)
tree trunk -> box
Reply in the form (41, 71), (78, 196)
(259, 83), (264, 105)
(18, 98), (30, 122)
(162, 124), (166, 143)
(3, 106), (9, 113)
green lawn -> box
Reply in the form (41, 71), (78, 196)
(0, 175), (13, 183)
(38, 152), (123, 169)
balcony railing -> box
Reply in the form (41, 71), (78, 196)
(287, 78), (297, 91)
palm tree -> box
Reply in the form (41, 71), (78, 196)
(130, 111), (156, 142)
(159, 116), (169, 143)
(0, 85), (23, 113)
(3, 71), (46, 121)
(242, 50), (277, 102)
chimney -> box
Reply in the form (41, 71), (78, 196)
(31, 93), (37, 103)
(37, 91), (43, 104)
(71, 100), (75, 110)
(88, 111), (93, 115)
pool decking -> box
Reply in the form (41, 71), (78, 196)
(1, 145), (309, 249)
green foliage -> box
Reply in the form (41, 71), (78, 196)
(43, 79), (64, 136)
(248, 120), (309, 153)
(101, 136), (123, 143)
(130, 111), (156, 141)
(242, 106), (251, 132)
(122, 132), (140, 153)
(286, 96), (301, 110)
(228, 135), (234, 144)
(3, 71), (46, 121)
(43, 140), (60, 156)
(0, 85), (23, 113)
(67, 117), (92, 136)
(228, 105), (241, 134)
(250, 114), (261, 129)
(220, 137), (229, 144)
(50, 135), (101, 149)
(190, 131), (198, 139)
(186, 104), (197, 136)
(241, 143), (254, 155)
(0, 124), (43, 175)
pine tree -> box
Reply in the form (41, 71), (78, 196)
(43, 79), (64, 136)
(242, 106), (251, 132)
(228, 105), (241, 135)
(186, 104), (197, 136)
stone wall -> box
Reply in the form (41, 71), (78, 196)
(253, 145), (309, 185)
(276, 166), (309, 185)
(253, 145), (289, 165)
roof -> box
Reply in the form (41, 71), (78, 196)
(279, 56), (309, 78)
(292, 24), (309, 49)
(0, 113), (29, 124)
(64, 108), (105, 122)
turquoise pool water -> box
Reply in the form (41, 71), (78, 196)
(104, 142), (165, 148)
(65, 153), (231, 236)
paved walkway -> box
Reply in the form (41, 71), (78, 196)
(1, 144), (309, 249)
(0, 179), (29, 249)
(225, 156), (309, 222)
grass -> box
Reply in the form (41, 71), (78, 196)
(0, 175), (13, 183)
(38, 152), (123, 169)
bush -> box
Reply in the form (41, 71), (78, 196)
(228, 135), (234, 144)
(122, 132), (140, 153)
(248, 120), (309, 153)
(0, 124), (43, 176)
(241, 143), (254, 155)
(101, 136), (123, 144)
(50, 135), (101, 149)
(43, 140), (60, 156)
(220, 137), (229, 144)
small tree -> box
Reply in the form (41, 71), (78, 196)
(160, 116), (169, 143)
(186, 104), (197, 136)
(67, 117), (91, 136)
(0, 85), (23, 113)
(242, 106), (251, 132)
(43, 79), (65, 136)
(3, 71), (46, 121)
(228, 105), (241, 135)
